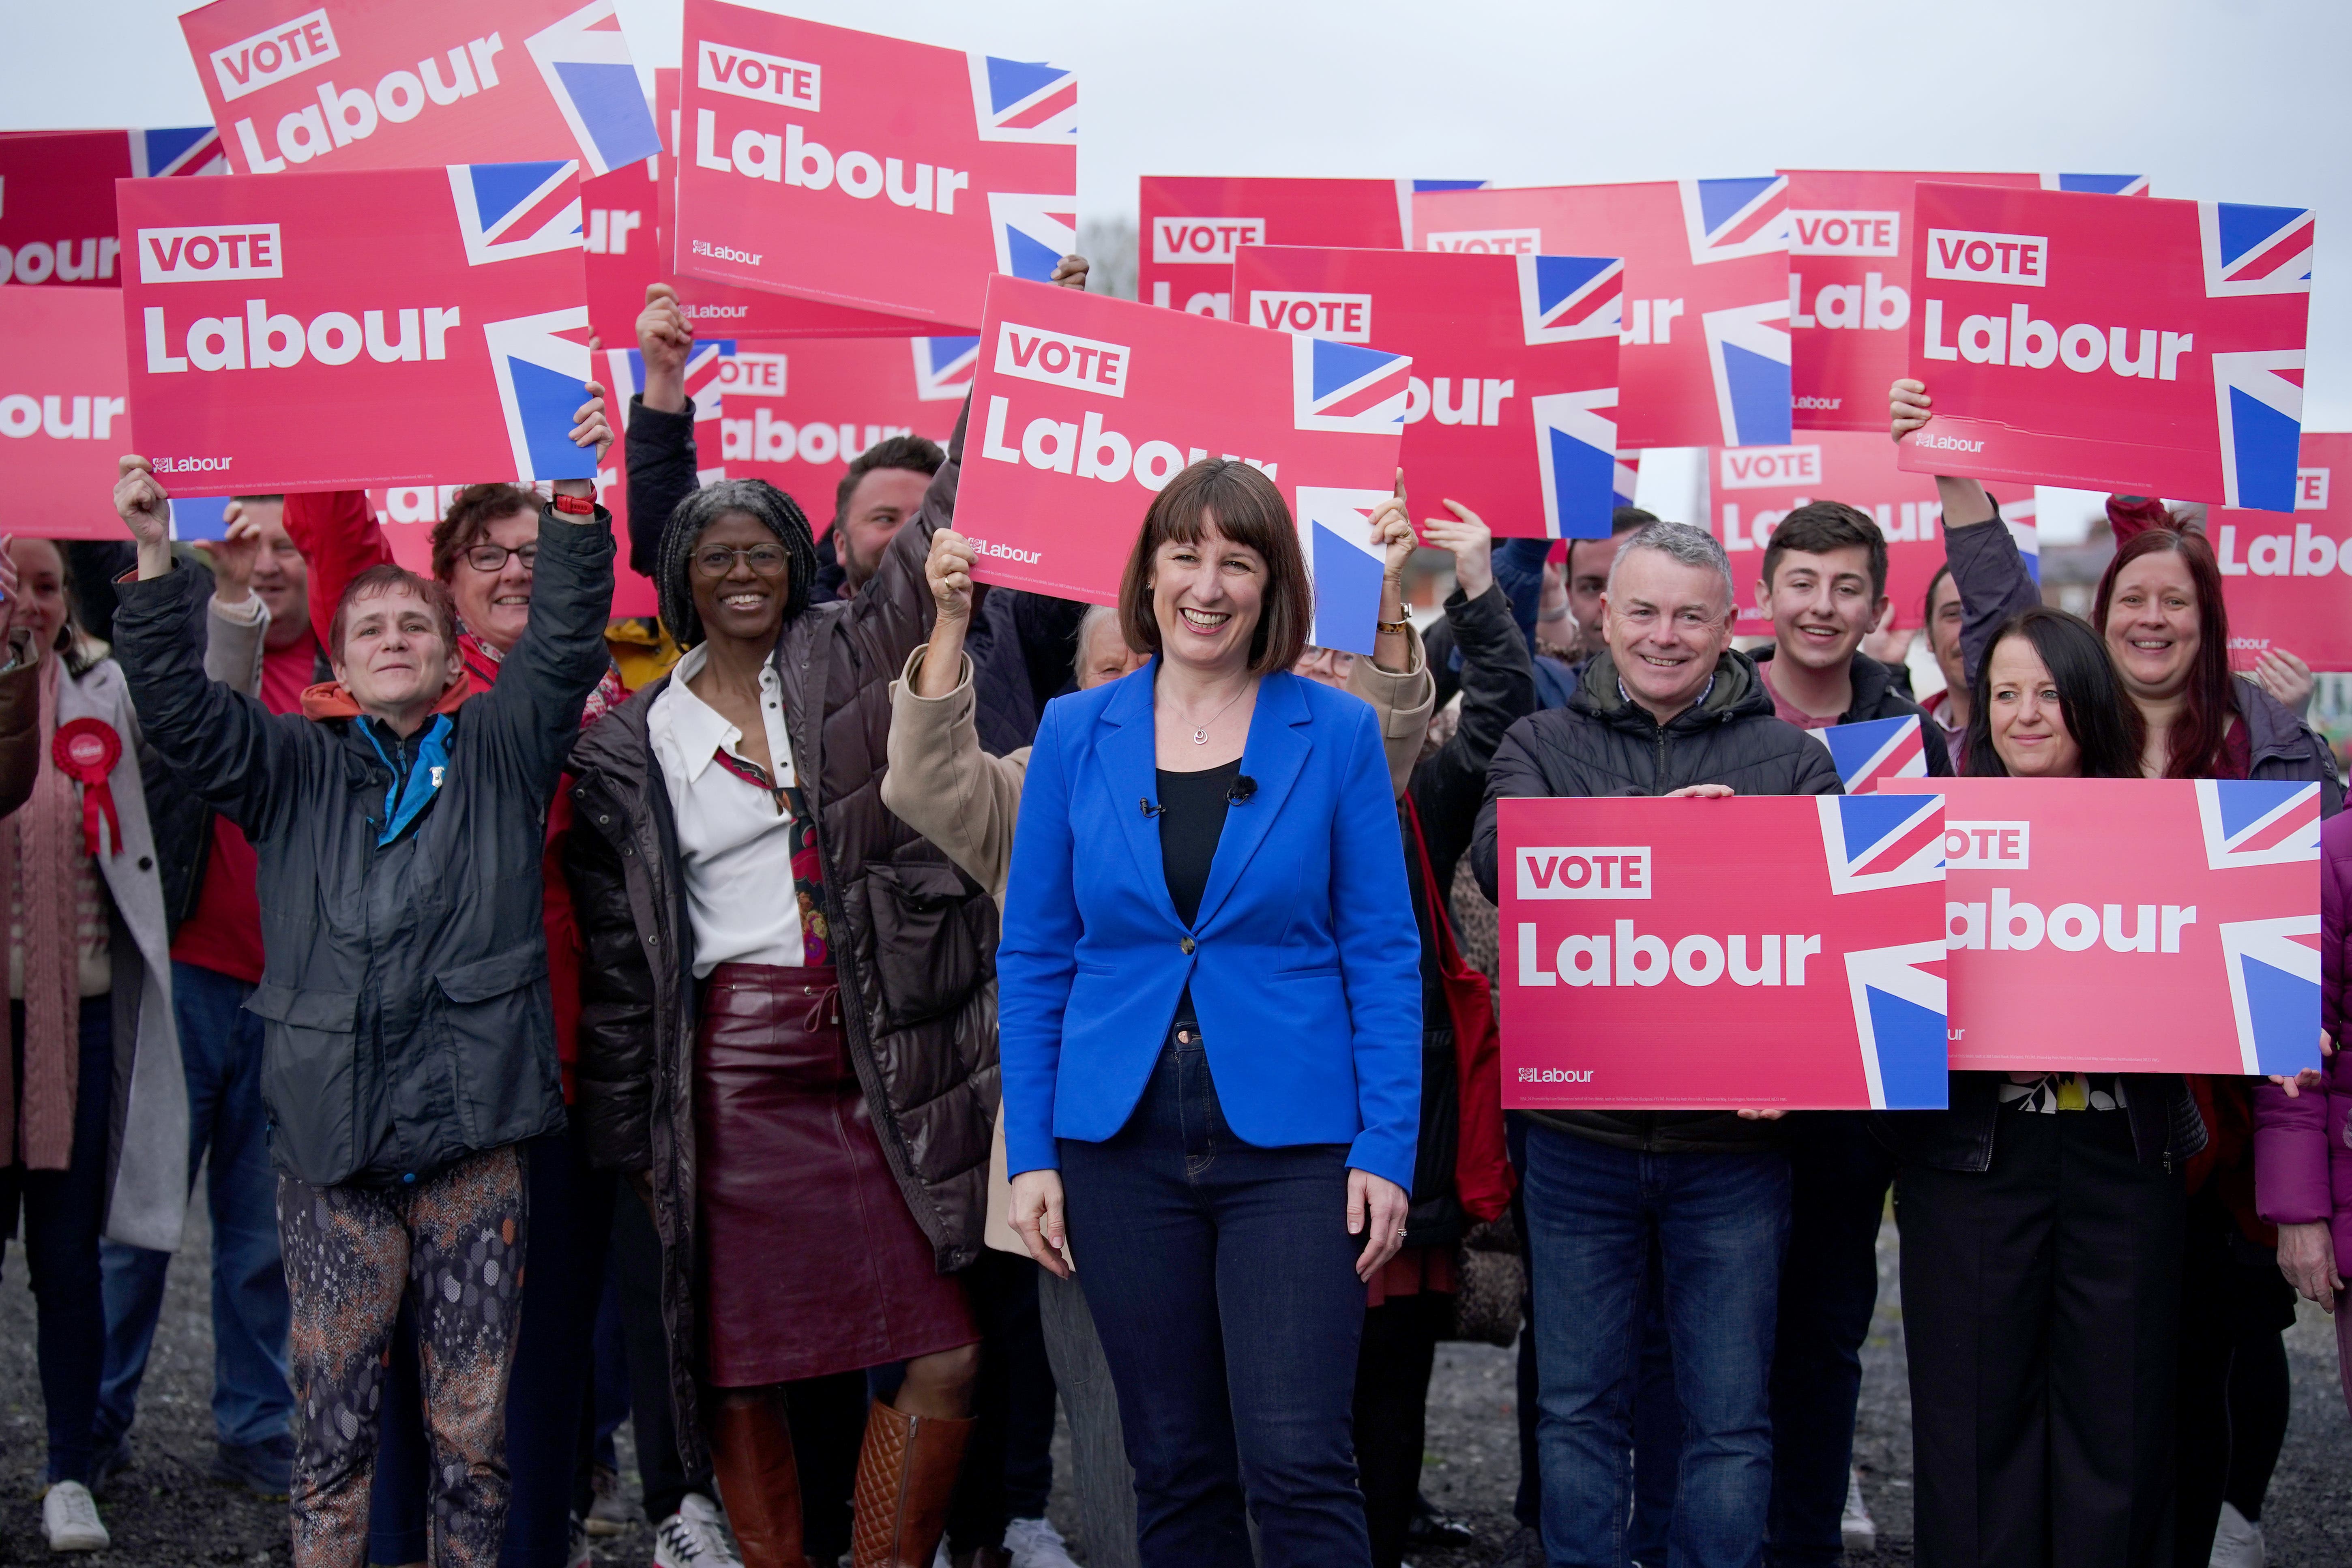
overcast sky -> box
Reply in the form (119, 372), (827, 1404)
(8, 0), (2342, 533)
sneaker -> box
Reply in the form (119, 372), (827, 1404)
(655, 1493), (743, 1568)
(1841, 1467), (1877, 1552)
(567, 1512), (593, 1568)
(211, 1434), (296, 1501)
(43, 1481), (109, 1553)
(1406, 1494), (1479, 1549)
(585, 1463), (634, 1537)
(87, 1433), (133, 1498)
(2209, 1500), (2266, 1568)
(1004, 1518), (1080, 1568)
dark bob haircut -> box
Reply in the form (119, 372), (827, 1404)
(655, 479), (820, 650)
(1117, 459), (1312, 676)
(1962, 606), (2141, 780)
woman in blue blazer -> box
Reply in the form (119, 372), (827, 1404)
(998, 460), (1423, 1568)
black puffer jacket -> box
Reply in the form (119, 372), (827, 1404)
(576, 405), (997, 1468)
(112, 507), (616, 1186)
(1471, 646), (1841, 1153)
(1748, 646), (1956, 777)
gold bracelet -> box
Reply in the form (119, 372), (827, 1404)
(1376, 617), (1410, 635)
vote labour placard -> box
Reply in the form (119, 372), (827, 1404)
(181, 0), (660, 178)
(1897, 182), (2313, 509)
(1413, 178), (1791, 450)
(1499, 794), (1949, 1111)
(1781, 172), (2152, 433)
(0, 129), (225, 288)
(713, 337), (972, 534)
(2211, 433), (2352, 671)
(674, 0), (1076, 332)
(120, 161), (598, 492)
(1139, 177), (1408, 320)
(1232, 245), (1621, 540)
(0, 287), (140, 540)
(955, 275), (1407, 654)
(1883, 776), (2322, 1076)
(1709, 429), (1993, 636)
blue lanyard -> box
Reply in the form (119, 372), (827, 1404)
(360, 714), (454, 847)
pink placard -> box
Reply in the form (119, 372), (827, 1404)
(1231, 245), (1620, 539)
(2213, 432), (2352, 671)
(0, 130), (226, 288)
(715, 337), (971, 535)
(120, 161), (595, 491)
(1499, 794), (1949, 1110)
(672, 0), (1074, 332)
(0, 285), (141, 540)
(1885, 776), (2320, 1075)
(954, 275), (1406, 653)
(1412, 178), (1791, 450)
(180, 0), (659, 178)
(1897, 182), (2312, 509)
(1139, 176), (1406, 319)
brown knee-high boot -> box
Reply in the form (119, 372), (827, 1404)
(712, 1392), (811, 1568)
(850, 1401), (974, 1568)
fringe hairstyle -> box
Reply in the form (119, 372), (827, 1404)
(654, 480), (820, 649)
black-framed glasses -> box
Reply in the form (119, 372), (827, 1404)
(694, 544), (791, 579)
(464, 542), (538, 573)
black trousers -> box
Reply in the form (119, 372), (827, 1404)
(2171, 1187), (2296, 1566)
(1352, 1291), (1449, 1568)
(1897, 1110), (2183, 1568)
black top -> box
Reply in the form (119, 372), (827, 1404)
(1157, 758), (1240, 1030)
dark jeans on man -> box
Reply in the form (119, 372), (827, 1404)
(1520, 1121), (1791, 1568)
(1061, 1037), (1372, 1568)
(1629, 1244), (1681, 1566)
(1897, 1109), (2182, 1568)
(1766, 1114), (1895, 1567)
(0, 997), (114, 1485)
(97, 960), (292, 1456)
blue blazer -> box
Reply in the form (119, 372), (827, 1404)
(998, 664), (1423, 1190)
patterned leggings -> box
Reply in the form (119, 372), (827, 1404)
(278, 1147), (527, 1568)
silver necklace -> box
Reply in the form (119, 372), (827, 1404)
(1178, 683), (1249, 744)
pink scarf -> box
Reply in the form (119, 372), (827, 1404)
(0, 656), (87, 1170)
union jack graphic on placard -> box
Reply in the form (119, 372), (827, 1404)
(1531, 390), (1618, 541)
(525, 0), (663, 177)
(2211, 350), (2307, 512)
(2196, 779), (2324, 869)
(912, 337), (981, 401)
(1845, 940), (1949, 1109)
(1292, 336), (1413, 434)
(1613, 450), (1640, 510)
(968, 55), (1077, 142)
(449, 161), (583, 267)
(1679, 176), (1790, 265)
(987, 192), (1078, 283)
(1818, 715), (1929, 795)
(605, 340), (734, 432)
(1292, 485), (1391, 655)
(483, 307), (599, 483)
(2044, 173), (2150, 196)
(1702, 300), (1793, 447)
(2219, 915), (2323, 1075)
(2201, 202), (2316, 299)
(1816, 792), (1946, 895)
(130, 127), (227, 178)
(1517, 253), (1624, 344)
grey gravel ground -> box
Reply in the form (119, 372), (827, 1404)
(2, 1195), (2346, 1565)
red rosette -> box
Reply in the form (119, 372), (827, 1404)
(52, 716), (123, 858)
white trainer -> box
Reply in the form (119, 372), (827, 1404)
(2209, 1500), (2266, 1568)
(1004, 1517), (1082, 1568)
(654, 1493), (744, 1568)
(1840, 1467), (1877, 1552)
(43, 1482), (109, 1553)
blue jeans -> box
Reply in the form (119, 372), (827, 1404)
(1521, 1123), (1791, 1568)
(1, 997), (115, 1484)
(1061, 1037), (1371, 1568)
(97, 961), (291, 1453)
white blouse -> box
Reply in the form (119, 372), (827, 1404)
(647, 644), (807, 978)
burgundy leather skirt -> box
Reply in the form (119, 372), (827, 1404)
(694, 962), (976, 1388)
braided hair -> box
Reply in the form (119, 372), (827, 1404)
(655, 479), (820, 649)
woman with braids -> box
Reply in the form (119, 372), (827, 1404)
(564, 448), (995, 1568)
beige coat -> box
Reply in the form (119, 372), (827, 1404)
(882, 637), (1437, 1253)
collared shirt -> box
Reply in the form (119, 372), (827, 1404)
(648, 643), (807, 977)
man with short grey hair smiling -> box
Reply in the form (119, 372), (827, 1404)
(1470, 519), (1838, 1568)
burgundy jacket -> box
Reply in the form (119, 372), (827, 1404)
(2253, 809), (2352, 1259)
